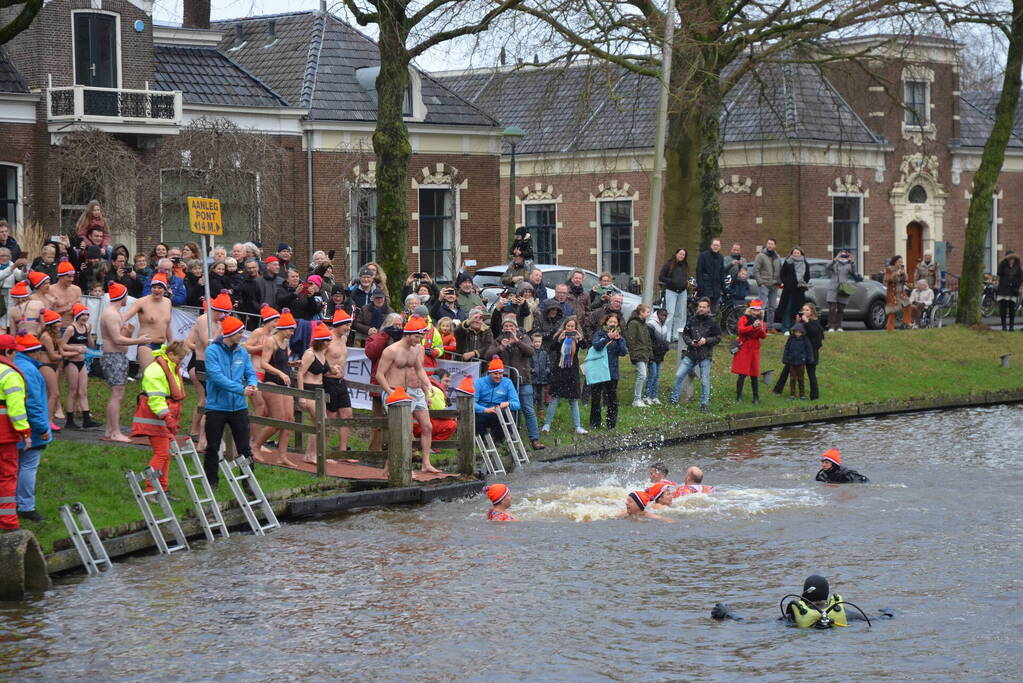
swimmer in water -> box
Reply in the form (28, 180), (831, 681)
(646, 462), (677, 490)
(675, 466), (715, 495)
(815, 448), (869, 483)
(618, 490), (672, 522)
(484, 483), (517, 522)
(711, 574), (892, 626)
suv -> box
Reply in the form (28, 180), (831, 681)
(801, 258), (887, 329)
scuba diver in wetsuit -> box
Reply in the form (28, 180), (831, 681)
(815, 448), (869, 483)
(711, 574), (892, 627)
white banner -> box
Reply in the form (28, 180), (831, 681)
(340, 348), (481, 410)
(86, 295), (200, 362)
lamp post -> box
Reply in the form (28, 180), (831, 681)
(503, 125), (525, 252)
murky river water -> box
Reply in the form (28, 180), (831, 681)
(3, 406), (1022, 681)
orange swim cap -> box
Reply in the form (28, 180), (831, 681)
(485, 483), (509, 504)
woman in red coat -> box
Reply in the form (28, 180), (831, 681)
(731, 299), (768, 403)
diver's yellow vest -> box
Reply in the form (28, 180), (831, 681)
(789, 594), (848, 628)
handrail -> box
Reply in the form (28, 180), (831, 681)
(46, 84), (182, 125)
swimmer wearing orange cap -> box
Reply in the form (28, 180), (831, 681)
(618, 490), (672, 522)
(484, 483), (517, 522)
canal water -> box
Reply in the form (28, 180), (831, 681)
(3, 406), (1021, 680)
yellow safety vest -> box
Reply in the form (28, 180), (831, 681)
(0, 362), (29, 435)
(789, 594), (848, 629)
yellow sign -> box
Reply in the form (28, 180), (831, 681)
(187, 196), (223, 236)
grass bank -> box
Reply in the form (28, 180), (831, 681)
(538, 326), (1023, 451)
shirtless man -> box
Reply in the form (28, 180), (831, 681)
(324, 308), (353, 453)
(376, 315), (437, 473)
(122, 273), (173, 370)
(100, 282), (152, 442)
(52, 261), (83, 327)
(186, 291), (232, 448)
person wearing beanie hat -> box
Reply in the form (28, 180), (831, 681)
(376, 311), (439, 474)
(815, 448), (869, 483)
(60, 302), (101, 429)
(240, 304), (280, 435)
(296, 322), (333, 463)
(732, 297), (768, 403)
(410, 305), (444, 368)
(456, 270), (484, 311)
(252, 308), (298, 459)
(122, 269), (174, 370)
(203, 311), (259, 487)
(780, 320), (813, 400)
(183, 293), (233, 448)
(98, 280), (154, 442)
(0, 333), (30, 530)
(9, 279), (41, 336)
(12, 332), (52, 523)
(472, 355), (520, 447)
(618, 490), (672, 521)
(323, 304), (355, 453)
(131, 340), (189, 496)
(484, 483), (517, 522)
(353, 288), (393, 344)
(52, 261), (82, 328)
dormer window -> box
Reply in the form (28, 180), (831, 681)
(904, 80), (929, 127)
(403, 80), (413, 117)
(356, 66), (425, 121)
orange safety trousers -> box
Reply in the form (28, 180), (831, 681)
(0, 442), (19, 530)
(146, 436), (171, 492)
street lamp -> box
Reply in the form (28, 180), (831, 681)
(503, 125), (525, 252)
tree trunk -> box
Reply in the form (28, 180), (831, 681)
(957, 0), (1023, 325)
(372, 6), (413, 311)
(698, 60), (723, 250)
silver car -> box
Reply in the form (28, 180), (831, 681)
(473, 264), (641, 319)
(803, 258), (888, 329)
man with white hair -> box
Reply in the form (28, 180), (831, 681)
(142, 258), (186, 305)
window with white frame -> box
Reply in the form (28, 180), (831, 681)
(985, 194), (998, 274)
(599, 200), (633, 278)
(524, 203), (557, 264)
(418, 188), (454, 281)
(832, 195), (862, 266)
(350, 187), (377, 270)
(0, 165), (18, 226)
(904, 80), (929, 127)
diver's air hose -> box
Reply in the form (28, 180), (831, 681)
(778, 594), (873, 628)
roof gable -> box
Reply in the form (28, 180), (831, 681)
(0, 47), (29, 95)
(154, 44), (289, 108)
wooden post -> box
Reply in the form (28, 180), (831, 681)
(387, 402), (412, 487)
(315, 387), (327, 477)
(456, 394), (476, 475)
(293, 403), (304, 450)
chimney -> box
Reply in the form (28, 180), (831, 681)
(183, 0), (211, 29)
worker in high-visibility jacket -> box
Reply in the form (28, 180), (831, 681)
(0, 334), (31, 531)
(131, 341), (189, 494)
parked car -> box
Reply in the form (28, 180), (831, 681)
(778, 258), (887, 329)
(473, 264), (641, 319)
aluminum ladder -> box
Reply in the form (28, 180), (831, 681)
(474, 432), (506, 476)
(171, 439), (229, 542)
(126, 468), (189, 554)
(497, 404), (529, 467)
(59, 502), (112, 576)
(219, 453), (280, 536)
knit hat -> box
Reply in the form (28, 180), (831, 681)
(72, 303), (89, 320)
(107, 281), (127, 301)
(628, 491), (651, 511)
(515, 281), (534, 294)
(820, 448), (841, 466)
(15, 334), (41, 352)
(331, 308), (352, 326)
(10, 281), (29, 299)
(27, 271), (50, 289)
(276, 308), (296, 330)
(488, 355), (505, 373)
(370, 288), (386, 299)
(41, 309), (61, 326)
(221, 316), (245, 338)
(311, 322), (332, 342)
(647, 481), (673, 502)
(385, 386), (412, 407)
(264, 256), (280, 264)
(0, 334), (17, 351)
(359, 267), (374, 278)
(85, 245), (102, 259)
(307, 274), (323, 289)
(413, 305), (431, 319)
(455, 271), (473, 286)
(802, 574), (830, 601)
(260, 304), (280, 324)
(57, 260), (76, 277)
(454, 376), (476, 395)
(485, 483), (510, 505)
(277, 243), (291, 253)
(403, 315), (428, 334)
(209, 291), (234, 313)
(150, 273), (168, 290)
(748, 299), (764, 310)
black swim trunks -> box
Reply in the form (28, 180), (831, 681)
(324, 376), (351, 412)
(187, 355), (206, 374)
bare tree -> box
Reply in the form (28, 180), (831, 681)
(0, 0), (42, 45)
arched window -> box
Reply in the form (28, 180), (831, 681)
(908, 185), (928, 203)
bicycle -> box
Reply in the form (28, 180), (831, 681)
(931, 288), (957, 324)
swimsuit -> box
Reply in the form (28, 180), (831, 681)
(487, 509), (516, 521)
(101, 352), (128, 386)
(262, 343), (291, 386)
(303, 354), (327, 392)
(67, 325), (88, 370)
(323, 376), (351, 412)
(146, 342), (163, 350)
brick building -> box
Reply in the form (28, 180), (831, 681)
(440, 37), (1020, 281)
(0, 1), (503, 280)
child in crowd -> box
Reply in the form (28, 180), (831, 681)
(731, 267), (751, 308)
(530, 332), (550, 415)
(909, 278), (933, 328)
(644, 308), (669, 405)
(484, 483), (517, 521)
(437, 316), (457, 353)
(781, 322), (813, 399)
(89, 283), (104, 297)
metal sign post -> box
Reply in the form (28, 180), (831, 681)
(187, 196), (224, 341)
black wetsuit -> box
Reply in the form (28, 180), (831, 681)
(815, 465), (869, 483)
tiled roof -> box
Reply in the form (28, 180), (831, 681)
(439, 58), (882, 154)
(0, 47), (29, 94)
(154, 44), (289, 108)
(957, 91), (1023, 149)
(213, 11), (497, 127)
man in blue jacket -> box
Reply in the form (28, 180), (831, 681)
(203, 316), (258, 486)
(474, 356), (520, 444)
(14, 334), (51, 522)
(142, 258), (187, 306)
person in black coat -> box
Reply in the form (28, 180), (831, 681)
(996, 251), (1022, 331)
(815, 449), (869, 483)
(773, 302), (824, 399)
(696, 239), (725, 309)
(781, 322), (813, 399)
(778, 247), (811, 333)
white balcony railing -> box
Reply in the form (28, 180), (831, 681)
(47, 85), (182, 127)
